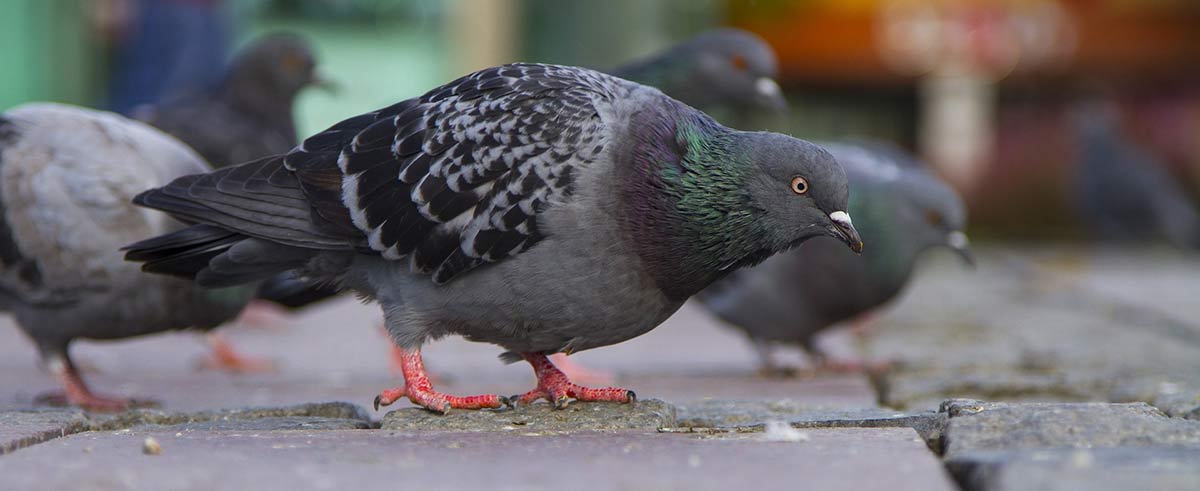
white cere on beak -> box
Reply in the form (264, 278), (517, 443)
(755, 77), (781, 98)
(947, 230), (970, 250)
(829, 211), (853, 228)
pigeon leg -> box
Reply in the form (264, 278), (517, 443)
(198, 332), (277, 373)
(374, 347), (508, 414)
(515, 353), (635, 409)
(752, 339), (799, 378)
(234, 300), (292, 330)
(39, 355), (133, 412)
(548, 353), (616, 386)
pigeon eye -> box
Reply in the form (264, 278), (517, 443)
(925, 210), (944, 226)
(731, 55), (749, 71)
(790, 176), (809, 195)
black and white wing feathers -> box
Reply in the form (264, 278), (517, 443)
(288, 63), (627, 283)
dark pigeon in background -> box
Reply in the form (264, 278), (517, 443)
(698, 142), (973, 374)
(135, 32), (327, 168)
(136, 32), (340, 311)
(1073, 100), (1200, 249)
(0, 103), (255, 411)
(611, 28), (788, 115)
(125, 63), (862, 413)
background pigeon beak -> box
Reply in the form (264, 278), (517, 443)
(828, 211), (864, 254)
(755, 77), (789, 113)
(946, 230), (976, 268)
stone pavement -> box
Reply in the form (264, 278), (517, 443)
(1, 244), (1199, 490)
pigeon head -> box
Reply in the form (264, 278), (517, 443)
(737, 131), (862, 256)
(615, 28), (787, 114)
(684, 29), (786, 113)
(895, 170), (973, 266)
(222, 32), (329, 112)
(625, 116), (860, 299)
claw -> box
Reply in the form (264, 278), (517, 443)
(517, 352), (636, 409)
(373, 395), (382, 412)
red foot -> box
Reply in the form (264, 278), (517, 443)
(39, 358), (144, 412)
(374, 347), (508, 414)
(235, 300), (292, 330)
(549, 353), (616, 386)
(516, 353), (635, 409)
(199, 333), (277, 373)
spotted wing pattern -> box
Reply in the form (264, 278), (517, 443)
(286, 63), (630, 283)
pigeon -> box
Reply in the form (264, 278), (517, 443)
(1073, 100), (1200, 249)
(0, 103), (256, 410)
(698, 142), (972, 373)
(135, 32), (341, 312)
(134, 32), (327, 169)
(611, 28), (787, 115)
(124, 63), (863, 413)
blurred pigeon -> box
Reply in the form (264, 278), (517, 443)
(698, 142), (972, 374)
(125, 63), (862, 413)
(135, 32), (327, 168)
(0, 103), (256, 410)
(612, 28), (787, 115)
(1073, 101), (1200, 249)
(135, 32), (340, 312)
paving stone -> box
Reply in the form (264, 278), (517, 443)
(935, 399), (1200, 490)
(0, 409), (89, 454)
(945, 447), (1200, 491)
(381, 399), (676, 432)
(864, 247), (1200, 410)
(0, 428), (957, 491)
(87, 401), (373, 432)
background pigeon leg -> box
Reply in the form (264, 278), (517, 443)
(37, 353), (137, 412)
(233, 299), (293, 330)
(548, 353), (616, 386)
(198, 332), (277, 373)
(374, 347), (508, 414)
(515, 353), (635, 409)
(753, 339), (799, 377)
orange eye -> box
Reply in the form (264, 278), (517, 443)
(790, 176), (809, 195)
(924, 210), (944, 226)
(731, 55), (749, 70)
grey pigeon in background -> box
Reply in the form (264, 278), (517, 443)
(135, 32), (327, 168)
(1073, 100), (1200, 249)
(611, 28), (787, 115)
(698, 142), (972, 374)
(125, 63), (862, 413)
(0, 103), (255, 410)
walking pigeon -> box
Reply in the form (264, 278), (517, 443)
(125, 63), (862, 413)
(0, 103), (255, 410)
(611, 28), (787, 115)
(1073, 100), (1200, 249)
(698, 142), (972, 373)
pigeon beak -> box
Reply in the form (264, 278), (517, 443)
(755, 77), (789, 114)
(828, 211), (863, 254)
(946, 230), (975, 268)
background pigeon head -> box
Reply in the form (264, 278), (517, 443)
(224, 32), (327, 105)
(896, 169), (973, 263)
(683, 28), (786, 113)
(614, 28), (787, 115)
(829, 142), (972, 265)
